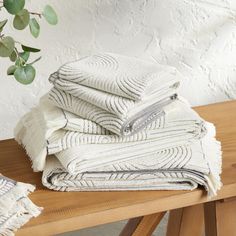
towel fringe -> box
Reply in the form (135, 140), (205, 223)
(0, 182), (35, 213)
(202, 123), (222, 197)
(0, 197), (42, 236)
(14, 108), (48, 172)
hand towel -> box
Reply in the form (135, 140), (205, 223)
(14, 97), (206, 172)
(0, 175), (42, 235)
(49, 53), (182, 135)
(42, 125), (222, 196)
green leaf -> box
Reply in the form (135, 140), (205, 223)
(21, 44), (40, 53)
(7, 65), (17, 75)
(29, 18), (40, 38)
(3, 0), (25, 14)
(0, 20), (8, 33)
(15, 57), (23, 66)
(19, 51), (30, 62)
(42, 5), (58, 25)
(13, 9), (30, 30)
(14, 64), (36, 84)
(0, 36), (15, 57)
(9, 50), (17, 61)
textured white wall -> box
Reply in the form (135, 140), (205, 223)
(1, 0), (236, 140)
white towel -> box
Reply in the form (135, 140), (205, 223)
(14, 97), (206, 172)
(49, 53), (181, 135)
(0, 175), (42, 235)
(42, 126), (222, 196)
(14, 53), (222, 197)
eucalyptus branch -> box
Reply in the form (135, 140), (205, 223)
(0, 1), (58, 84)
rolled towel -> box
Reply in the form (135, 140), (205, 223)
(42, 125), (222, 196)
(0, 175), (42, 235)
(15, 97), (206, 172)
(49, 53), (181, 136)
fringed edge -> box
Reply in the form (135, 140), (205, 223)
(0, 182), (35, 213)
(0, 197), (42, 236)
(14, 109), (48, 172)
(202, 123), (222, 197)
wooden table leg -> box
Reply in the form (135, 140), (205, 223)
(166, 204), (204, 236)
(119, 212), (166, 236)
(119, 217), (143, 236)
(204, 197), (236, 236)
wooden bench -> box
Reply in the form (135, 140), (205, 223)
(0, 101), (236, 236)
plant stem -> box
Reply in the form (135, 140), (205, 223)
(14, 47), (19, 56)
(29, 12), (42, 18)
(29, 56), (42, 65)
(14, 47), (25, 66)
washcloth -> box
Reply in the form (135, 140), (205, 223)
(0, 175), (42, 236)
(14, 97), (206, 172)
(49, 53), (181, 135)
(42, 126), (222, 196)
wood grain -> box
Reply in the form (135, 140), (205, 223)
(120, 217), (143, 236)
(131, 212), (166, 236)
(0, 100), (236, 235)
(120, 212), (165, 236)
(166, 204), (204, 236)
(204, 197), (236, 236)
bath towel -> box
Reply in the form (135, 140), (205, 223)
(14, 53), (222, 197)
(0, 175), (42, 235)
(15, 97), (206, 172)
(49, 53), (181, 135)
(42, 126), (222, 196)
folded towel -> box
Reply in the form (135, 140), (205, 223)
(49, 53), (181, 135)
(14, 97), (206, 172)
(0, 175), (42, 235)
(13, 53), (223, 197)
(42, 126), (222, 196)
(50, 121), (209, 175)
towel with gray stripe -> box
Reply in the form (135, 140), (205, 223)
(48, 53), (180, 136)
(0, 175), (42, 235)
(14, 53), (222, 196)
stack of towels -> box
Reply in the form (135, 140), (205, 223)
(0, 174), (41, 235)
(15, 53), (222, 196)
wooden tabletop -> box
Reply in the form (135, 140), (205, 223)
(0, 100), (236, 236)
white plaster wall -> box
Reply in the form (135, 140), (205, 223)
(1, 0), (236, 140)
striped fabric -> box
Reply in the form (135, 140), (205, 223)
(0, 176), (15, 197)
(51, 53), (180, 100)
(0, 175), (42, 235)
(49, 53), (181, 136)
(14, 53), (222, 197)
(42, 130), (222, 196)
(15, 97), (206, 172)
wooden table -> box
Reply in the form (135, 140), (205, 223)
(0, 101), (236, 236)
